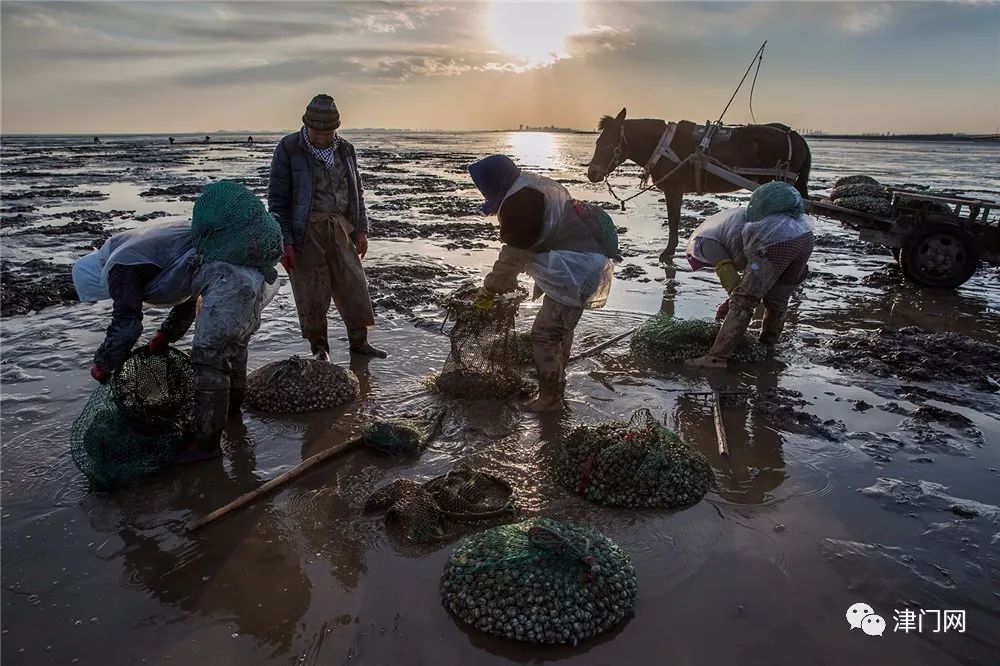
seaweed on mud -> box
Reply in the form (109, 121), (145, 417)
(366, 258), (474, 316)
(616, 264), (649, 282)
(1, 259), (78, 317)
(50, 209), (135, 223)
(824, 326), (1000, 390)
(750, 388), (845, 441)
(4, 188), (107, 200)
(139, 184), (204, 198)
(18, 221), (118, 239)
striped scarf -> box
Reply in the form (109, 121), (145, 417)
(301, 126), (341, 171)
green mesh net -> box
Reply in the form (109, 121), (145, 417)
(365, 463), (515, 543)
(440, 518), (637, 645)
(747, 181), (804, 221)
(191, 180), (283, 283)
(361, 410), (446, 456)
(631, 314), (767, 365)
(245, 357), (359, 413)
(433, 286), (532, 399)
(71, 384), (187, 491)
(554, 409), (714, 508)
(571, 200), (621, 260)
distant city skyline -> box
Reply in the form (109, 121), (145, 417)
(2, 1), (998, 135)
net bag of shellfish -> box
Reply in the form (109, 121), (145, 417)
(112, 347), (194, 434)
(71, 383), (187, 491)
(440, 518), (637, 645)
(245, 357), (359, 413)
(433, 286), (531, 399)
(630, 314), (766, 366)
(365, 463), (515, 543)
(554, 408), (714, 508)
(361, 409), (447, 456)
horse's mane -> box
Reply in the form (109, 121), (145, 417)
(597, 115), (617, 131)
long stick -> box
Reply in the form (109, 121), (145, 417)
(712, 391), (729, 456)
(186, 436), (363, 532)
(568, 324), (642, 364)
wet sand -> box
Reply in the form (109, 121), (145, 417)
(1, 133), (999, 664)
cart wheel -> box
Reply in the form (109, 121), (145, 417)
(899, 223), (979, 289)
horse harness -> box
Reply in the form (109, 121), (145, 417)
(641, 121), (800, 194)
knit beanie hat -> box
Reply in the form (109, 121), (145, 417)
(302, 94), (341, 131)
(498, 187), (545, 249)
(746, 181), (804, 222)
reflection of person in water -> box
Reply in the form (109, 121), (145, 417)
(671, 367), (787, 505)
(115, 419), (312, 654)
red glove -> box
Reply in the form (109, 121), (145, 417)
(716, 298), (731, 321)
(148, 331), (170, 354)
(90, 365), (109, 384)
(280, 244), (295, 273)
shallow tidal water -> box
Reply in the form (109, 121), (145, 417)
(1, 132), (999, 665)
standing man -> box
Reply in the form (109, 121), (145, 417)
(267, 94), (385, 360)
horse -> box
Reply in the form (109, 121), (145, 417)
(587, 108), (811, 263)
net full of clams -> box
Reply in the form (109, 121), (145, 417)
(111, 346), (194, 434)
(828, 175), (953, 217)
(554, 409), (714, 508)
(433, 286), (532, 399)
(245, 357), (359, 413)
(440, 518), (637, 646)
(361, 409), (447, 457)
(631, 314), (767, 366)
(72, 347), (194, 490)
(365, 463), (515, 543)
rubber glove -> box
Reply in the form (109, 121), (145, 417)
(90, 365), (109, 384)
(148, 331), (170, 354)
(716, 298), (731, 321)
(472, 287), (496, 311)
(714, 259), (740, 295)
(280, 244), (295, 273)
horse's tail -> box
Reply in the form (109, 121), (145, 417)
(794, 134), (811, 199)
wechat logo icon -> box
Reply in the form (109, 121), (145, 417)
(847, 602), (885, 636)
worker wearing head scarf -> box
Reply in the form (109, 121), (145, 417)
(687, 181), (815, 368)
(469, 155), (619, 411)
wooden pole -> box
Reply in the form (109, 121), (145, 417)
(712, 390), (729, 456)
(186, 436), (363, 532)
(568, 324), (643, 364)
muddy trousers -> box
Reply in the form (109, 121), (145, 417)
(710, 234), (814, 358)
(191, 346), (248, 450)
(530, 296), (584, 398)
(288, 212), (376, 354)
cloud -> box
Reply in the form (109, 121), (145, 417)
(839, 3), (895, 34)
(566, 25), (635, 56)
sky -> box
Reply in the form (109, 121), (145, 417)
(2, 1), (998, 134)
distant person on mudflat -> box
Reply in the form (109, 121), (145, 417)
(169, 137), (175, 145)
(468, 155), (619, 411)
(72, 182), (282, 462)
(686, 181), (815, 368)
(267, 93), (385, 360)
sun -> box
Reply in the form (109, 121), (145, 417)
(485, 1), (585, 67)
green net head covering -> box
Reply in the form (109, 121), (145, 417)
(191, 180), (283, 283)
(746, 181), (804, 222)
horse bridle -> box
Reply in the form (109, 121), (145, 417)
(596, 122), (628, 178)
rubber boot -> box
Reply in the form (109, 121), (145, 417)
(348, 328), (387, 358)
(685, 306), (753, 369)
(228, 385), (245, 417)
(310, 338), (331, 363)
(522, 372), (564, 412)
(759, 307), (787, 347)
(180, 387), (227, 464)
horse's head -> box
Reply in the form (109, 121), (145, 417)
(587, 107), (627, 182)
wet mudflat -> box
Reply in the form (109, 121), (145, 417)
(1, 132), (999, 665)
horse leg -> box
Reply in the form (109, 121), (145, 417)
(659, 190), (682, 263)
